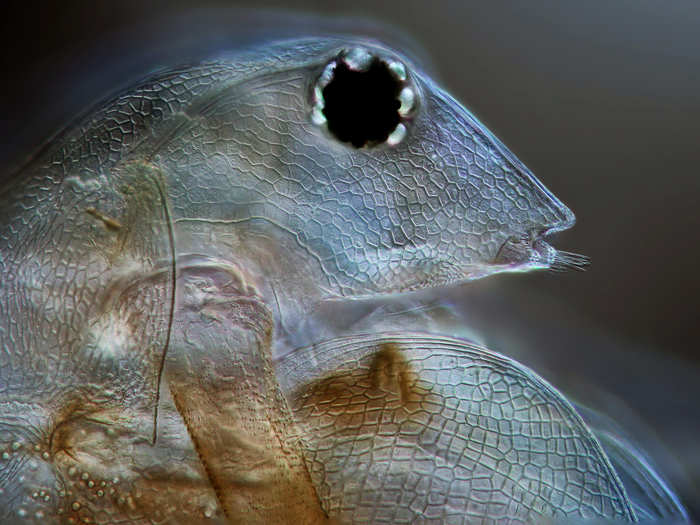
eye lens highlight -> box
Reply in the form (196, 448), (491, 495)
(321, 57), (402, 148)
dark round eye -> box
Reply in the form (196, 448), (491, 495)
(311, 48), (417, 148)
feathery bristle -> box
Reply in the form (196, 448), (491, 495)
(550, 250), (591, 273)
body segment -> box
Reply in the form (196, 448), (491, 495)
(0, 37), (660, 524)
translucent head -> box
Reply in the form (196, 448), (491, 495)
(164, 38), (581, 297)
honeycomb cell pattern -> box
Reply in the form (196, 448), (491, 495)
(1, 38), (584, 523)
(278, 333), (635, 524)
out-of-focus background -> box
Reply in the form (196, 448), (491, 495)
(2, 0), (698, 518)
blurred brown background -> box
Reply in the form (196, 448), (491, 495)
(2, 0), (699, 517)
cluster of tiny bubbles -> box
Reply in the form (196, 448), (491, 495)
(2, 439), (22, 459)
(3, 437), (221, 522)
(59, 465), (128, 523)
(0, 439), (58, 521)
(64, 463), (218, 522)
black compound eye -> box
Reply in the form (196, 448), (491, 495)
(311, 47), (417, 148)
(322, 59), (399, 148)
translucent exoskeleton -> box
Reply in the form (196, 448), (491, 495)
(0, 38), (686, 524)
